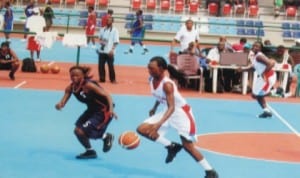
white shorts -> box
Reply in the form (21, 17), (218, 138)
(252, 70), (276, 96)
(143, 105), (197, 141)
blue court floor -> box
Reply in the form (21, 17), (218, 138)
(0, 37), (300, 178)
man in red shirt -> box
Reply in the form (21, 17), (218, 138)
(232, 37), (247, 52)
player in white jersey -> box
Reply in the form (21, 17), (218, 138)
(238, 41), (276, 118)
(137, 56), (218, 178)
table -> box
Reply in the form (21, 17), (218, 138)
(211, 65), (290, 95)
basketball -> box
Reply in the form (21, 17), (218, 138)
(40, 64), (49, 73)
(51, 65), (60, 74)
(118, 131), (140, 150)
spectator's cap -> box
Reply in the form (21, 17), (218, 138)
(244, 43), (252, 49)
(33, 7), (39, 14)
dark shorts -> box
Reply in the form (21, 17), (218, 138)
(0, 63), (12, 70)
(75, 110), (112, 139)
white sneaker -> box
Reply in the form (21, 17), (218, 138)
(36, 58), (41, 62)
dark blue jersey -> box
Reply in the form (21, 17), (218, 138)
(0, 49), (13, 61)
(72, 80), (109, 112)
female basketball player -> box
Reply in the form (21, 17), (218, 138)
(137, 56), (218, 178)
(55, 65), (117, 159)
(0, 41), (20, 80)
(238, 41), (276, 118)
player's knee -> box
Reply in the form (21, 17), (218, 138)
(251, 93), (257, 99)
(74, 127), (84, 136)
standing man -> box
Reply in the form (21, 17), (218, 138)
(43, 1), (54, 32)
(3, 1), (13, 42)
(0, 41), (20, 80)
(124, 9), (149, 55)
(26, 7), (46, 62)
(98, 16), (119, 83)
(85, 6), (97, 48)
(238, 41), (276, 118)
(170, 19), (200, 54)
(23, 0), (35, 41)
(137, 56), (219, 178)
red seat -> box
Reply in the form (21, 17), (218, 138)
(208, 2), (218, 16)
(65, 0), (76, 5)
(99, 0), (109, 7)
(189, 1), (198, 13)
(222, 3), (231, 16)
(132, 0), (142, 10)
(174, 0), (184, 12)
(286, 6), (297, 17)
(86, 0), (95, 6)
(161, 0), (170, 10)
(248, 5), (259, 17)
(146, 0), (156, 9)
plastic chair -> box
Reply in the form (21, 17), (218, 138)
(161, 0), (170, 11)
(99, 0), (109, 7)
(286, 6), (297, 20)
(85, 0), (95, 6)
(245, 20), (254, 27)
(189, 1), (199, 14)
(248, 5), (259, 18)
(282, 22), (291, 29)
(282, 30), (292, 38)
(132, 0), (142, 10)
(293, 64), (300, 97)
(174, 0), (184, 13)
(176, 54), (203, 92)
(222, 3), (232, 16)
(146, 0), (156, 10)
(65, 0), (76, 7)
(208, 2), (218, 16)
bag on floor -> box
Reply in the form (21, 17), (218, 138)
(22, 58), (37, 72)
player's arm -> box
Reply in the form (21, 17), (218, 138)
(86, 82), (117, 119)
(257, 54), (274, 73)
(157, 82), (175, 126)
(9, 49), (20, 62)
(55, 85), (72, 110)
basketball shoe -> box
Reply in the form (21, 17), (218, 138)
(103, 133), (114, 152)
(76, 150), (97, 159)
(205, 169), (219, 178)
(165, 142), (182, 163)
(258, 111), (272, 118)
(142, 48), (149, 55)
(124, 49), (133, 54)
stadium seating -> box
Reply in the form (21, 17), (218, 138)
(208, 3), (218, 16)
(174, 0), (184, 13)
(132, 0), (142, 10)
(247, 5), (259, 18)
(160, 0), (170, 11)
(286, 6), (297, 20)
(85, 0), (95, 6)
(146, 0), (156, 10)
(189, 1), (199, 14)
(282, 30), (292, 38)
(222, 3), (232, 16)
(99, 0), (109, 7)
(65, 0), (76, 8)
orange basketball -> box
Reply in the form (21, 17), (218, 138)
(50, 65), (60, 74)
(118, 131), (140, 150)
(40, 64), (49, 73)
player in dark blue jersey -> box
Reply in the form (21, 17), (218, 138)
(55, 65), (117, 159)
(124, 9), (149, 55)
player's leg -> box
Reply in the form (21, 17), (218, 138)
(9, 61), (20, 80)
(98, 53), (107, 82)
(180, 136), (218, 178)
(137, 112), (182, 163)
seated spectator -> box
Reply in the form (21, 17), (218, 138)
(233, 0), (246, 14)
(269, 45), (297, 97)
(274, 0), (284, 17)
(0, 41), (20, 80)
(232, 37), (247, 52)
(219, 36), (234, 52)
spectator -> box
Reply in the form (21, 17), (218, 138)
(97, 16), (119, 83)
(26, 7), (46, 62)
(219, 36), (234, 52)
(3, 1), (13, 42)
(170, 19), (200, 54)
(23, 0), (35, 42)
(124, 9), (149, 55)
(0, 41), (20, 80)
(232, 37), (247, 52)
(43, 1), (54, 32)
(274, 0), (284, 17)
(101, 9), (113, 28)
(233, 0), (246, 15)
(85, 6), (97, 48)
(269, 45), (297, 97)
(284, 0), (297, 7)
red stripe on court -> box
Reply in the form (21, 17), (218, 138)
(196, 132), (300, 163)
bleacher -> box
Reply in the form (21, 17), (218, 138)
(8, 0), (300, 47)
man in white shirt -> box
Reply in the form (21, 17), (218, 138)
(170, 19), (200, 54)
(26, 7), (46, 62)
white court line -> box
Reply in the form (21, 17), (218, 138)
(268, 104), (300, 137)
(14, 81), (27, 89)
(47, 61), (55, 66)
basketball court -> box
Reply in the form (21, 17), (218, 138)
(0, 38), (299, 178)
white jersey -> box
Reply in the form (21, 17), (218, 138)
(174, 26), (200, 52)
(150, 76), (187, 108)
(253, 52), (267, 75)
